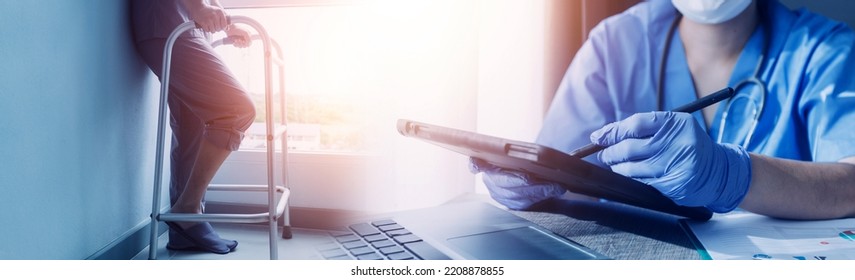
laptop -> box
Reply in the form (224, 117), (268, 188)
(396, 119), (712, 221)
(312, 200), (610, 260)
(305, 118), (710, 260)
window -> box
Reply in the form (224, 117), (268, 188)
(210, 0), (563, 212)
(216, 3), (375, 153)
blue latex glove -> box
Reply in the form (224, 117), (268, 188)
(590, 111), (752, 213)
(468, 158), (566, 210)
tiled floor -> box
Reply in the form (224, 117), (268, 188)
(133, 223), (336, 260)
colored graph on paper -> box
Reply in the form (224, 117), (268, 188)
(684, 212), (855, 260)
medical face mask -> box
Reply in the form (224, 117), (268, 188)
(671, 0), (752, 24)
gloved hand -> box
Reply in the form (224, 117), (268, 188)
(468, 158), (566, 210)
(590, 111), (752, 213)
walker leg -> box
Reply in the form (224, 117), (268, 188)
(281, 225), (293, 239)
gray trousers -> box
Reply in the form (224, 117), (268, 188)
(136, 37), (255, 206)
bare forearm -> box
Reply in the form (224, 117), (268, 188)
(740, 154), (855, 219)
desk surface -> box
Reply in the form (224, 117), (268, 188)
(505, 198), (701, 260)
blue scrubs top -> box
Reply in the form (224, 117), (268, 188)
(538, 0), (855, 165)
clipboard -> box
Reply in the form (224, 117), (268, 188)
(397, 119), (712, 221)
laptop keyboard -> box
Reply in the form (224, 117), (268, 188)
(316, 219), (450, 260)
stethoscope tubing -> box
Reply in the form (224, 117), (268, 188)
(658, 12), (768, 147)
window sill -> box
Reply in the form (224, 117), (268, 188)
(208, 149), (379, 211)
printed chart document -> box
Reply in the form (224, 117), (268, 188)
(682, 211), (855, 260)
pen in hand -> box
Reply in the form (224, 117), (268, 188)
(569, 87), (735, 158)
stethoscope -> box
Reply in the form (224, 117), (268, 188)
(657, 13), (768, 147)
